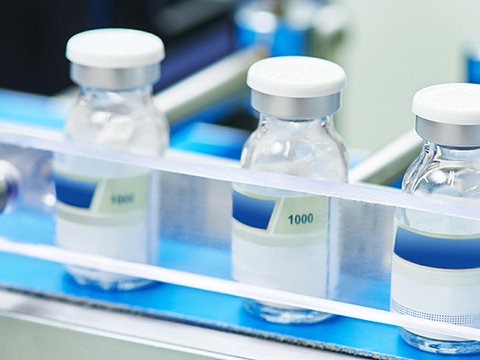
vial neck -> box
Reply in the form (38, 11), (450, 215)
(424, 141), (480, 162)
(79, 85), (153, 105)
(260, 114), (334, 127)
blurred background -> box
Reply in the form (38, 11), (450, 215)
(1, 0), (480, 154)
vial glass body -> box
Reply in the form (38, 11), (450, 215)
(54, 85), (168, 290)
(232, 113), (347, 323)
(241, 114), (347, 180)
(391, 141), (480, 354)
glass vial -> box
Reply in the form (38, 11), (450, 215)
(232, 56), (348, 323)
(0, 160), (21, 213)
(391, 83), (480, 354)
(54, 29), (168, 290)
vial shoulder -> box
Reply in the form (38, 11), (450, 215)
(403, 155), (480, 198)
(241, 126), (348, 181)
(66, 99), (168, 155)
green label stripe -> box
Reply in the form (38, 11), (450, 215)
(57, 202), (147, 227)
(233, 185), (327, 235)
(233, 220), (324, 247)
(274, 195), (327, 235)
(94, 174), (149, 213)
(396, 221), (480, 240)
(55, 170), (149, 215)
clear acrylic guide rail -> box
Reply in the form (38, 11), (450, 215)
(0, 122), (479, 343)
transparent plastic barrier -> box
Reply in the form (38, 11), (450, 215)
(0, 122), (479, 343)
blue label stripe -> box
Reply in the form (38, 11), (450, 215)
(394, 225), (480, 270)
(232, 190), (276, 230)
(53, 173), (97, 209)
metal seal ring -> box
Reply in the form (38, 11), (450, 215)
(251, 90), (341, 119)
(416, 116), (480, 147)
(71, 64), (160, 90)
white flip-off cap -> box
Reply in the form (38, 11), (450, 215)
(247, 56), (346, 119)
(413, 83), (480, 125)
(413, 83), (480, 147)
(247, 56), (346, 98)
(66, 28), (165, 68)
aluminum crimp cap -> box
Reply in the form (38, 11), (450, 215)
(247, 56), (346, 119)
(413, 83), (480, 147)
(67, 28), (165, 90)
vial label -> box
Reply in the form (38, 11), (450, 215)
(54, 171), (149, 219)
(53, 160), (155, 272)
(231, 184), (328, 298)
(391, 221), (480, 340)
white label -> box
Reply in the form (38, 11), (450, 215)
(54, 156), (157, 283)
(231, 184), (328, 300)
(391, 221), (480, 341)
